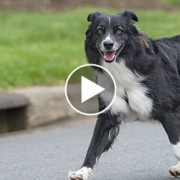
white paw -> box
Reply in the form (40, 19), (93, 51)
(169, 162), (180, 177)
(68, 167), (93, 180)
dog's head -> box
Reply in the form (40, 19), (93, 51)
(85, 10), (139, 64)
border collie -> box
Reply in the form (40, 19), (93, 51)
(69, 10), (180, 180)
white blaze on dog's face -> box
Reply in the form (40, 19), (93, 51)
(86, 10), (138, 64)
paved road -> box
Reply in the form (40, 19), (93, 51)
(0, 117), (178, 180)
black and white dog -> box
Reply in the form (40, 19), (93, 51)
(69, 10), (180, 180)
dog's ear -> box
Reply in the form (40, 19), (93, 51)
(121, 10), (138, 22)
(87, 12), (102, 22)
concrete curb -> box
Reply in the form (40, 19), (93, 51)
(10, 85), (77, 128)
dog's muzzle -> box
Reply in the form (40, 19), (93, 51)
(97, 41), (125, 63)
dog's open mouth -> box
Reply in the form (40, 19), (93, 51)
(97, 43), (125, 63)
(103, 51), (116, 62)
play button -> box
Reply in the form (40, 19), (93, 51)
(65, 64), (116, 116)
(81, 76), (105, 103)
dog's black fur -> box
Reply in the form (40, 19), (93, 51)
(71, 10), (180, 178)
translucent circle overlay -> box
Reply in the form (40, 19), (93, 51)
(64, 64), (116, 116)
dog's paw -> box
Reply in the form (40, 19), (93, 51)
(68, 167), (92, 180)
(68, 172), (84, 180)
(169, 163), (180, 177)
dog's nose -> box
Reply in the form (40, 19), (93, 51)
(103, 41), (114, 50)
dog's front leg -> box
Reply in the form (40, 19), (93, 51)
(68, 111), (120, 180)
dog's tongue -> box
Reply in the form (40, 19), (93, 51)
(104, 51), (116, 62)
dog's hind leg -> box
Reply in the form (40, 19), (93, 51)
(161, 113), (180, 177)
(169, 144), (180, 177)
(68, 111), (120, 180)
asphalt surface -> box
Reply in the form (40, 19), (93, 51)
(0, 117), (179, 180)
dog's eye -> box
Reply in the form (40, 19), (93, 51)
(97, 29), (104, 35)
(115, 28), (123, 35)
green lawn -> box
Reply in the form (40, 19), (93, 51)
(0, 8), (179, 89)
(159, 0), (180, 5)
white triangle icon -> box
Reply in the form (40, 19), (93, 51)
(81, 76), (105, 103)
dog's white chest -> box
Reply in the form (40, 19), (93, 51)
(98, 60), (153, 120)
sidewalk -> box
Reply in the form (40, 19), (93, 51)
(10, 85), (77, 128)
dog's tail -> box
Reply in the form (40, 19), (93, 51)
(156, 35), (180, 75)
(170, 36), (180, 75)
